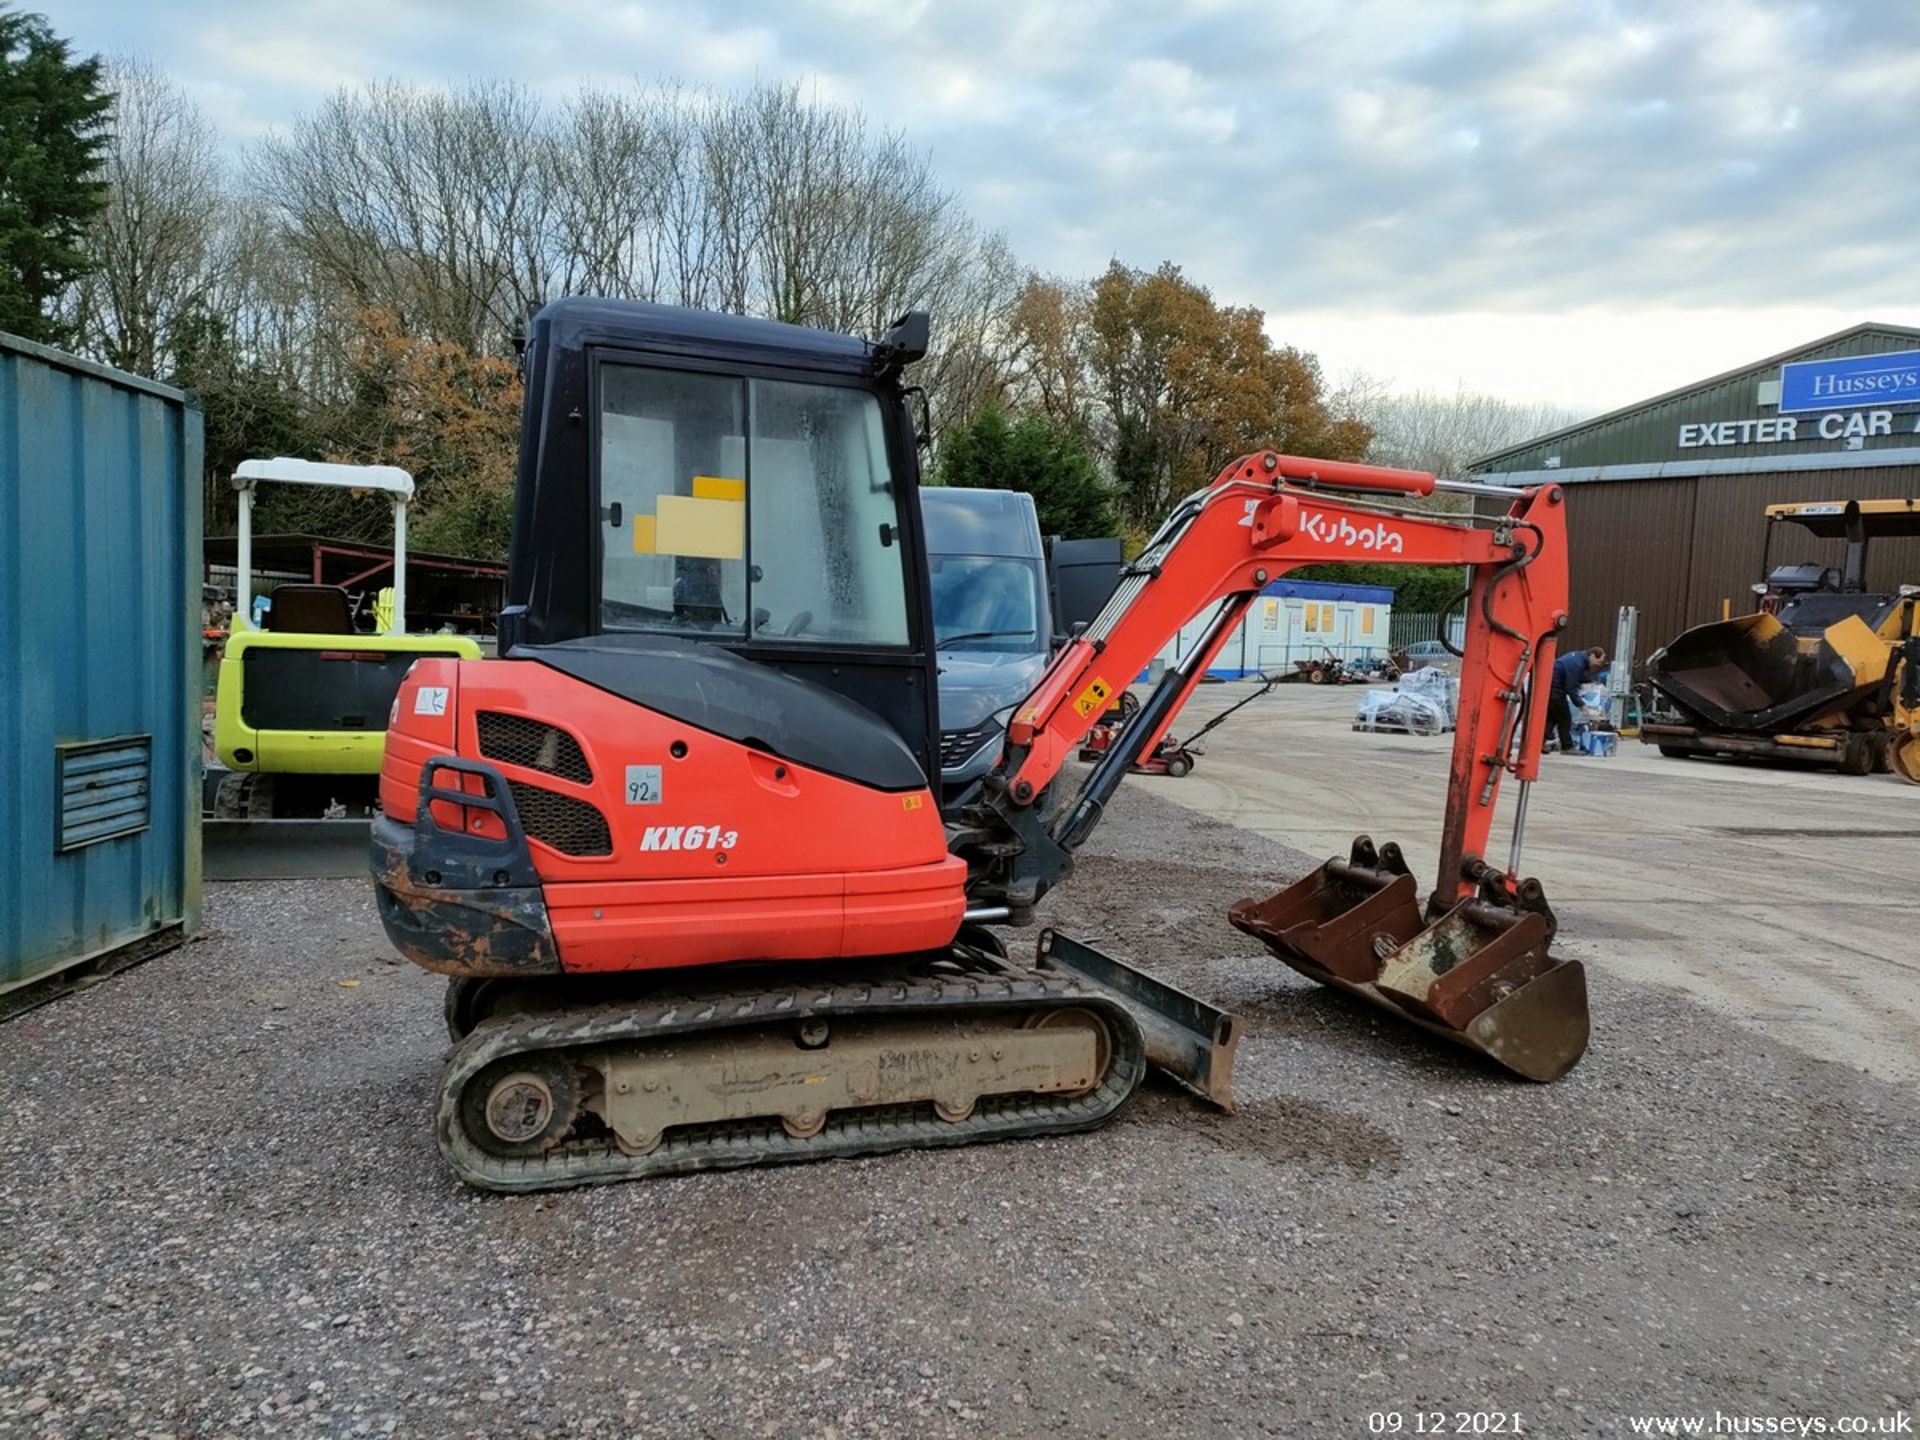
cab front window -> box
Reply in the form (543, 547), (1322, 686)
(597, 364), (909, 647)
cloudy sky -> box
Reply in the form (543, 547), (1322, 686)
(46, 0), (1920, 413)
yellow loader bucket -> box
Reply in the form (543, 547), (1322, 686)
(1229, 837), (1589, 1082)
(1894, 732), (1920, 785)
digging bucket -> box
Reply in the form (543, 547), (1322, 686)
(1229, 838), (1589, 1082)
(1225, 836), (1426, 984)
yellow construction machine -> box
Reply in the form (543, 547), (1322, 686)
(1642, 498), (1920, 780)
(210, 458), (480, 818)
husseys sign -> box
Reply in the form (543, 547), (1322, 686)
(1678, 346), (1920, 448)
(1779, 349), (1920, 412)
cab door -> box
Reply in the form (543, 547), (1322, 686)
(592, 356), (940, 785)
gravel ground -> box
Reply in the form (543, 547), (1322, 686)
(2, 782), (1915, 1439)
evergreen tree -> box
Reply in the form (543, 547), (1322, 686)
(0, 6), (110, 345)
(934, 408), (1117, 539)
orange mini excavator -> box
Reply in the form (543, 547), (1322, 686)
(371, 299), (1588, 1191)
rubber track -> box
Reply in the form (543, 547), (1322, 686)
(436, 954), (1149, 1192)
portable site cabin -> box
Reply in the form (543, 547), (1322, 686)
(1, 335), (203, 996)
(1156, 578), (1396, 679)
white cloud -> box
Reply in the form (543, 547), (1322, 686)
(1287, 306), (1920, 415)
(45, 0), (1920, 408)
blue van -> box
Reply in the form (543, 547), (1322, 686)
(920, 488), (1055, 801)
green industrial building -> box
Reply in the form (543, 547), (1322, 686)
(1472, 323), (1920, 656)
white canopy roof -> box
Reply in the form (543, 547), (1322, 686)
(233, 456), (415, 499)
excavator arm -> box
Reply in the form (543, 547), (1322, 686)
(954, 451), (1588, 1083)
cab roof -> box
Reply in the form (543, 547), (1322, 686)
(530, 296), (877, 375)
(233, 456), (414, 498)
(1765, 498), (1920, 538)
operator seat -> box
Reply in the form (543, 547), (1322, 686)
(267, 583), (356, 634)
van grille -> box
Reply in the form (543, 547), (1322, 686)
(477, 712), (592, 784)
(939, 721), (1002, 770)
(507, 780), (611, 857)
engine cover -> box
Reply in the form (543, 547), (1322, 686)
(377, 655), (965, 976)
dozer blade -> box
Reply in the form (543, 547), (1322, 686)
(1229, 839), (1589, 1082)
(1036, 929), (1241, 1110)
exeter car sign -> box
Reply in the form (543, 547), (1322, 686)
(1778, 349), (1920, 412)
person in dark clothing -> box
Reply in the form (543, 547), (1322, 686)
(1547, 647), (1606, 753)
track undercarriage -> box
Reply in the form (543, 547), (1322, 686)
(432, 939), (1215, 1191)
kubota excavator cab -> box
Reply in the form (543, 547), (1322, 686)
(499, 298), (943, 777)
(375, 299), (974, 977)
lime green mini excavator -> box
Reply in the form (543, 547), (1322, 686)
(210, 458), (481, 818)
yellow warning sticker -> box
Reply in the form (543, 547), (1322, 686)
(901, 794), (924, 811)
(1071, 675), (1114, 719)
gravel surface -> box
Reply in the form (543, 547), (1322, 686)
(2, 782), (1915, 1438)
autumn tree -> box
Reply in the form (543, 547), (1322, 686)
(323, 310), (524, 558)
(1084, 261), (1369, 525)
(0, 6), (110, 345)
(1004, 274), (1090, 429)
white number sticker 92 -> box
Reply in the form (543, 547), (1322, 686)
(625, 764), (663, 805)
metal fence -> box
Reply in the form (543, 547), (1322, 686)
(1388, 611), (1468, 651)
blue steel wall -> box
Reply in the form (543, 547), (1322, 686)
(1, 335), (203, 991)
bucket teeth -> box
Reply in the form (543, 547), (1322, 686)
(1230, 837), (1590, 1082)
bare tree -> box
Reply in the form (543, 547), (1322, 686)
(252, 80), (551, 353)
(76, 58), (225, 375)
(542, 89), (669, 301)
(248, 77), (1012, 372)
(1358, 381), (1585, 482)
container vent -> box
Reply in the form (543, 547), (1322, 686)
(56, 736), (152, 852)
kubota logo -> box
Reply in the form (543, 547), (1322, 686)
(1301, 510), (1405, 554)
(641, 825), (740, 852)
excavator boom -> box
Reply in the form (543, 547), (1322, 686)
(952, 450), (1586, 1082)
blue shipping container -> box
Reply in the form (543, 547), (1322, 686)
(1, 334), (203, 993)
